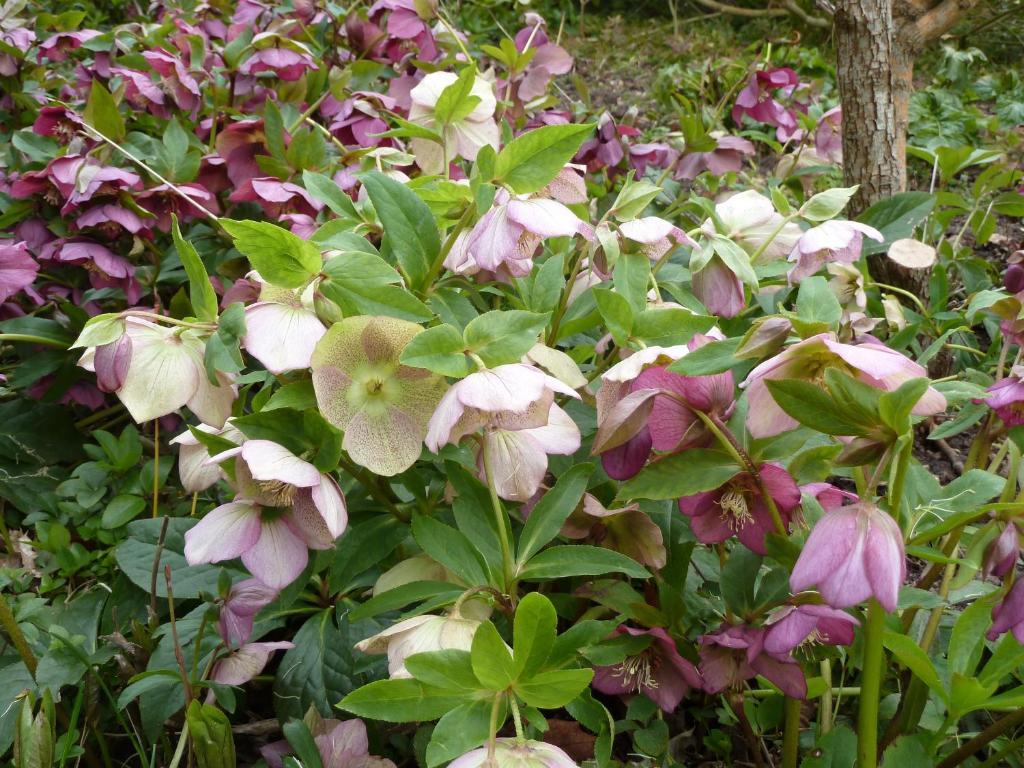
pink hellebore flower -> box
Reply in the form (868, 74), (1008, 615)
(790, 502), (906, 612)
(692, 256), (746, 318)
(628, 143), (679, 177)
(617, 217), (695, 263)
(143, 49), (202, 113)
(815, 106), (843, 164)
(987, 577), (1024, 644)
(183, 439), (348, 588)
(678, 462), (800, 555)
(674, 135), (755, 180)
(219, 578), (279, 648)
(787, 220), (883, 283)
(49, 239), (143, 303)
(575, 112), (638, 175)
(978, 369), (1024, 427)
(408, 71), (499, 175)
(242, 277), (326, 374)
(762, 604), (859, 655)
(592, 626), (702, 711)
(450, 739), (578, 768)
(78, 318), (235, 427)
(742, 333), (947, 439)
(454, 188), (592, 277)
(562, 495), (666, 569)
(32, 106), (85, 143)
(229, 177), (323, 218)
(0, 241), (39, 303)
(239, 47), (318, 81)
(699, 624), (806, 699)
(982, 521), (1021, 580)
(170, 422), (242, 494)
(211, 640), (293, 686)
(731, 67), (804, 142)
(263, 717), (397, 768)
(37, 30), (100, 63)
(510, 19), (573, 103)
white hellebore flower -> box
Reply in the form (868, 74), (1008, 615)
(408, 71), (500, 175)
(355, 609), (482, 679)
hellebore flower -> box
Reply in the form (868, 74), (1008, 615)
(0, 241), (39, 303)
(47, 239), (143, 304)
(675, 135), (755, 180)
(616, 217), (695, 263)
(453, 188), (592, 278)
(987, 577), (1024, 644)
(355, 609), (481, 679)
(692, 256), (746, 318)
(575, 112), (638, 175)
(592, 626), (702, 711)
(978, 368), (1024, 427)
(170, 422), (242, 493)
(828, 262), (868, 312)
(263, 717), (397, 768)
(701, 189), (802, 261)
(678, 463), (800, 555)
(562, 495), (667, 569)
(32, 106), (85, 143)
(787, 220), (883, 283)
(242, 277), (326, 374)
(408, 71), (500, 174)
(183, 439), (348, 588)
(239, 47), (318, 81)
(762, 604), (859, 655)
(594, 345), (690, 480)
(211, 640), (293, 686)
(219, 578), (278, 648)
(450, 739), (578, 768)
(815, 106), (843, 163)
(731, 67), (804, 141)
(323, 91), (396, 148)
(699, 624), (806, 699)
(373, 553), (459, 596)
(37, 30), (100, 62)
(77, 318), (235, 427)
(229, 177), (324, 218)
(510, 18), (573, 104)
(982, 521), (1021, 580)
(143, 49), (202, 113)
(628, 143), (678, 178)
(790, 502), (906, 612)
(312, 316), (448, 476)
(743, 333), (947, 439)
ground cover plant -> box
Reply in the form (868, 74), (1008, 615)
(1, 0), (1024, 766)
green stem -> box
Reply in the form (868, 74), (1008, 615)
(510, 696), (525, 741)
(819, 660), (833, 734)
(486, 693), (503, 761)
(936, 707), (1024, 768)
(0, 591), (37, 675)
(422, 204), (476, 297)
(857, 599), (887, 768)
(167, 722), (190, 768)
(888, 439), (912, 525)
(0, 333), (68, 349)
(782, 697), (801, 768)
(481, 437), (516, 593)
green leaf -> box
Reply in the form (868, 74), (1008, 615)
(882, 631), (947, 703)
(116, 671), (181, 711)
(220, 219), (322, 289)
(517, 464), (594, 565)
(795, 276), (842, 328)
(282, 720), (325, 768)
(613, 252), (651, 315)
(593, 288), (634, 347)
(426, 700), (495, 768)
(618, 451), (741, 501)
(801, 725), (856, 768)
(880, 735), (931, 768)
(463, 310), (549, 367)
(518, 545), (650, 580)
(302, 170), (359, 219)
(328, 516), (407, 593)
(667, 338), (742, 375)
(512, 593), (557, 680)
(631, 307), (715, 347)
(348, 581), (464, 622)
(515, 668), (594, 709)
(320, 251), (433, 322)
(765, 379), (872, 436)
(470, 622), (515, 690)
(720, 548), (762, 614)
(494, 124), (595, 194)
(171, 215), (219, 322)
(101, 494), (145, 529)
(361, 172), (440, 290)
(185, 701), (236, 768)
(339, 679), (469, 722)
(411, 514), (491, 587)
(857, 192), (935, 257)
(399, 323), (473, 377)
(405, 650), (481, 691)
(434, 67), (480, 126)
(83, 79), (125, 141)
(800, 186), (857, 221)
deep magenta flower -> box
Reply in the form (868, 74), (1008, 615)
(562, 495), (667, 569)
(743, 333), (947, 439)
(46, 239), (143, 303)
(592, 626), (702, 711)
(239, 47), (318, 81)
(983, 521), (1021, 580)
(987, 577), (1024, 643)
(979, 369), (1024, 427)
(575, 112), (639, 174)
(699, 624), (806, 699)
(0, 241), (39, 304)
(143, 49), (202, 113)
(32, 106), (85, 143)
(763, 604), (859, 655)
(628, 143), (678, 177)
(322, 91), (396, 148)
(678, 462), (800, 554)
(790, 502), (906, 612)
(37, 30), (100, 63)
(675, 135), (755, 180)
(731, 67), (805, 141)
